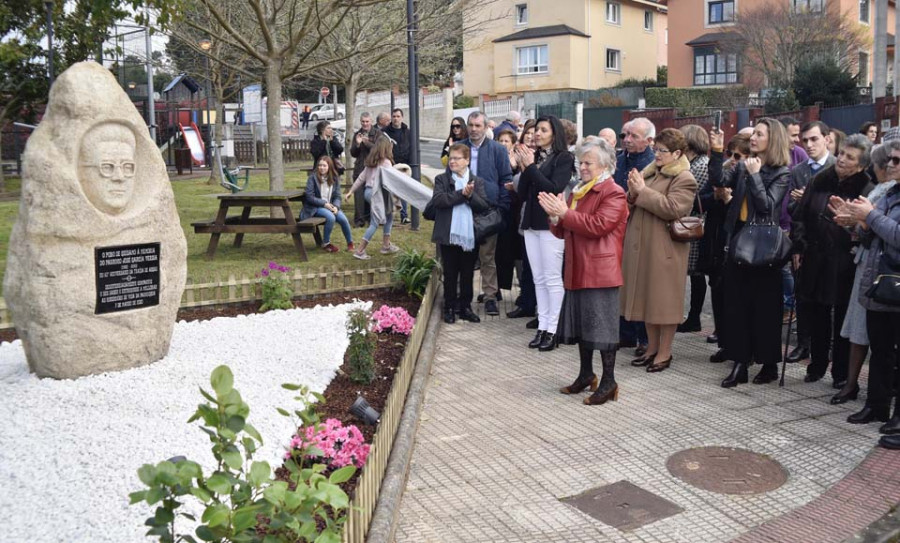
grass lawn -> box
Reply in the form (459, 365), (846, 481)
(0, 167), (436, 286)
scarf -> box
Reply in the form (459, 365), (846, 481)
(449, 170), (476, 251)
(569, 175), (606, 209)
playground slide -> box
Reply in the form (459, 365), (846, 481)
(179, 122), (206, 166)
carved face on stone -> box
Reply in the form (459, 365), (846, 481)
(78, 123), (137, 215)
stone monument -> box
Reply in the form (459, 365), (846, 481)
(3, 62), (188, 379)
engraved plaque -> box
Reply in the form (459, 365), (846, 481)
(95, 243), (161, 314)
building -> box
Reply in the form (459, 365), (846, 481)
(463, 0), (668, 98)
(666, 0), (896, 90)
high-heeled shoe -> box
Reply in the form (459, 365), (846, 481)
(560, 374), (599, 395)
(583, 382), (619, 405)
(630, 352), (657, 367)
(830, 384), (860, 405)
(646, 356), (672, 373)
(538, 333), (558, 352)
(721, 362), (748, 388)
(528, 330), (545, 349)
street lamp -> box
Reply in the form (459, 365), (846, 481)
(198, 38), (213, 168)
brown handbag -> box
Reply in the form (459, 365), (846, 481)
(668, 192), (704, 242)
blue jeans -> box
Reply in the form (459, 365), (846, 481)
(363, 188), (393, 242)
(400, 199), (408, 220)
(781, 262), (795, 310)
(313, 207), (353, 245)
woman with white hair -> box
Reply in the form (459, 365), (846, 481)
(539, 137), (629, 405)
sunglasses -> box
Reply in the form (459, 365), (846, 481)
(889, 156), (900, 167)
(726, 151), (744, 160)
(451, 124), (462, 129)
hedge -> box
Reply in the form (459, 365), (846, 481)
(645, 87), (751, 116)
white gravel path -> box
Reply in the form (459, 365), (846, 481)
(0, 301), (369, 543)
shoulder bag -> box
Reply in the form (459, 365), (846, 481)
(474, 207), (504, 243)
(865, 250), (900, 306)
(669, 192), (705, 242)
(730, 217), (792, 268)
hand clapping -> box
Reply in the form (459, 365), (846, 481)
(514, 144), (534, 168)
(832, 196), (874, 226)
(626, 168), (645, 196)
(462, 181), (474, 197)
(537, 191), (567, 219)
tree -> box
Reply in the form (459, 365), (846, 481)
(148, 0), (386, 192)
(793, 58), (859, 106)
(720, 2), (869, 91)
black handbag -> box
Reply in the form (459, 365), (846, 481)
(423, 198), (436, 221)
(729, 218), (792, 268)
(865, 250), (900, 306)
(474, 207), (503, 243)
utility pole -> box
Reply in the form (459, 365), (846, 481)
(406, 0), (420, 231)
(144, 0), (157, 142)
(45, 1), (54, 87)
(873, 0), (888, 99)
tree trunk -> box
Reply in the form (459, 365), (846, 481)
(265, 60), (285, 192)
(344, 74), (359, 189)
(0, 135), (6, 192)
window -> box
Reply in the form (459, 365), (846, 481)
(606, 2), (621, 24)
(606, 48), (621, 71)
(644, 10), (654, 31)
(693, 47), (739, 85)
(516, 3), (528, 25)
(793, 0), (824, 13)
(516, 45), (548, 74)
(708, 1), (735, 24)
(858, 51), (869, 86)
(859, 0), (869, 22)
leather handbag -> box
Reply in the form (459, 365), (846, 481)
(865, 250), (900, 306)
(474, 207), (504, 243)
(669, 193), (705, 242)
(730, 218), (792, 268)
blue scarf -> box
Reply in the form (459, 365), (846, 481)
(449, 170), (476, 251)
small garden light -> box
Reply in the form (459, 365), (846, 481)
(349, 395), (380, 425)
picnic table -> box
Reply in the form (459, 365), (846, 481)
(191, 190), (325, 260)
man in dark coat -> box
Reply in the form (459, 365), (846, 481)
(349, 112), (380, 226)
(382, 108), (412, 223)
(792, 134), (873, 388)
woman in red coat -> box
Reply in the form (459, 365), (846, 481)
(539, 137), (629, 405)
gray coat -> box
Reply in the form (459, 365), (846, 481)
(299, 173), (341, 219)
(859, 184), (900, 312)
(429, 172), (489, 247)
(788, 154), (836, 215)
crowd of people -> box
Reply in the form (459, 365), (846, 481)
(423, 109), (900, 450)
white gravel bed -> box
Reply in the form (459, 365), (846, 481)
(0, 301), (368, 543)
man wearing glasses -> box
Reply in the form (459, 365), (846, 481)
(78, 122), (137, 215)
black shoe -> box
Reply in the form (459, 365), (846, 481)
(528, 330), (545, 349)
(538, 333), (558, 352)
(634, 345), (648, 358)
(804, 372), (824, 383)
(721, 362), (749, 388)
(847, 406), (890, 425)
(484, 299), (500, 316)
(786, 346), (810, 363)
(676, 319), (701, 333)
(879, 434), (900, 450)
(706, 333), (719, 344)
(830, 385), (860, 405)
(752, 365), (779, 385)
(457, 307), (481, 323)
(832, 380), (848, 390)
(879, 416), (900, 435)
(525, 318), (539, 330)
(709, 349), (728, 363)
(443, 308), (456, 324)
(507, 307), (535, 319)
(631, 352), (657, 367)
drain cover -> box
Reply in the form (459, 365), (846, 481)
(667, 446), (788, 495)
(561, 480), (683, 531)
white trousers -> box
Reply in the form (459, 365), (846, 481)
(524, 229), (565, 334)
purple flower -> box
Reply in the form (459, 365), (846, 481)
(261, 269), (270, 277)
(269, 261), (278, 270)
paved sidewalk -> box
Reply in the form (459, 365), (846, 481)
(393, 287), (899, 543)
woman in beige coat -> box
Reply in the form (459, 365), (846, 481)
(622, 128), (698, 372)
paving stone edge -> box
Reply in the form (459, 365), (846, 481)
(843, 505), (900, 543)
(365, 285), (443, 543)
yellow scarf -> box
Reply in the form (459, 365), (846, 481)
(570, 176), (602, 209)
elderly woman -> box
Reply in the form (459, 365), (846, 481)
(540, 137), (628, 405)
(430, 143), (490, 324)
(300, 156), (354, 253)
(677, 125), (711, 333)
(711, 119), (791, 387)
(514, 115), (576, 351)
(831, 141), (900, 446)
(829, 143), (899, 405)
(622, 128), (698, 373)
(792, 134), (873, 388)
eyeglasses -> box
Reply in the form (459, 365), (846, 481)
(448, 156), (466, 162)
(652, 148), (672, 154)
(451, 124), (462, 129)
(888, 156), (900, 167)
(82, 160), (136, 178)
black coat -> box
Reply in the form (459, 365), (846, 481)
(792, 166), (873, 304)
(517, 150), (575, 231)
(349, 127), (381, 178)
(715, 157), (790, 241)
(310, 135), (344, 168)
(700, 151), (731, 272)
(430, 172), (490, 247)
(382, 123), (411, 164)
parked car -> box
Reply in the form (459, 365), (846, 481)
(309, 103), (345, 121)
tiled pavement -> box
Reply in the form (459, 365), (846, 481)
(393, 284), (900, 543)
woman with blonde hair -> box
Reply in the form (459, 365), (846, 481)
(345, 136), (398, 260)
(621, 128), (698, 372)
(711, 118), (792, 387)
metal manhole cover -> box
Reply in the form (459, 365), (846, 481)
(561, 480), (684, 531)
(667, 446), (788, 495)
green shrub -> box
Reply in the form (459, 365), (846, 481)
(764, 87), (800, 113)
(346, 308), (376, 384)
(793, 59), (858, 106)
(645, 86), (751, 116)
(392, 248), (436, 299)
(453, 94), (475, 108)
(130, 366), (354, 543)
